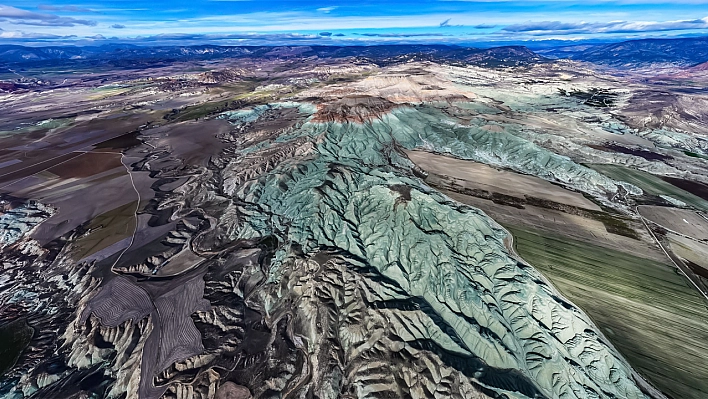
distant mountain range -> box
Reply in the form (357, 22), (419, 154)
(0, 44), (543, 69)
(1, 36), (707, 71)
(0, 44), (250, 64)
(570, 36), (708, 67)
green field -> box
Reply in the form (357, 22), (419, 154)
(589, 163), (708, 211)
(684, 151), (708, 160)
(71, 201), (139, 261)
(507, 226), (708, 399)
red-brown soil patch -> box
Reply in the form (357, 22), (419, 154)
(311, 96), (399, 123)
(47, 152), (123, 179)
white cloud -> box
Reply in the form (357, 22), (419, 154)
(358, 32), (448, 37)
(0, 30), (76, 39)
(503, 17), (708, 34)
(37, 5), (94, 12)
(0, 4), (96, 26)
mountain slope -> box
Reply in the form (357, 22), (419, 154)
(572, 36), (708, 67)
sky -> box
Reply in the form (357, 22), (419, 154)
(1, 0), (707, 46)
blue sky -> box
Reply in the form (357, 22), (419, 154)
(1, 1), (707, 46)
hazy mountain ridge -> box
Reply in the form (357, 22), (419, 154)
(0, 44), (545, 68)
(3, 36), (708, 71)
(571, 36), (708, 67)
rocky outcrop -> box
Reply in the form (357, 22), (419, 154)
(0, 201), (53, 248)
